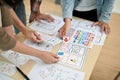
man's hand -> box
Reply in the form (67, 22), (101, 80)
(24, 29), (42, 43)
(29, 11), (54, 23)
(93, 21), (111, 34)
(36, 13), (55, 22)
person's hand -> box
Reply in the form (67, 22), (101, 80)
(58, 18), (71, 38)
(93, 21), (111, 34)
(39, 51), (59, 64)
(37, 13), (55, 22)
(58, 23), (70, 38)
(24, 29), (42, 43)
(29, 11), (54, 23)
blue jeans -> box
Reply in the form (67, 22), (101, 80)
(14, 1), (26, 34)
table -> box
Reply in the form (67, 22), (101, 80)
(0, 0), (103, 79)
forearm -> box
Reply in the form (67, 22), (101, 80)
(9, 8), (28, 34)
(0, 29), (16, 51)
(12, 41), (43, 58)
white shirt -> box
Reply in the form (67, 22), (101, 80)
(75, 0), (97, 11)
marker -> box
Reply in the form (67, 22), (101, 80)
(16, 66), (30, 80)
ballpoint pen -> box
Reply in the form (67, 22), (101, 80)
(16, 66), (30, 80)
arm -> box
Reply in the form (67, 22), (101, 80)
(9, 8), (28, 35)
(12, 41), (59, 64)
(9, 8), (42, 42)
(93, 0), (115, 34)
(0, 29), (59, 63)
(0, 29), (16, 51)
(0, 1), (59, 64)
(59, 0), (75, 38)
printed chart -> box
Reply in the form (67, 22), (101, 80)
(69, 29), (96, 48)
(57, 43), (88, 69)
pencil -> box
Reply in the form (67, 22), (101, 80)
(16, 66), (30, 80)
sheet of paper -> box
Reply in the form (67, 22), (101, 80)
(68, 28), (96, 48)
(29, 14), (64, 35)
(28, 62), (85, 80)
(24, 40), (54, 52)
(1, 50), (29, 66)
(24, 32), (62, 52)
(77, 21), (106, 45)
(57, 43), (88, 69)
(0, 73), (14, 80)
(0, 61), (16, 76)
(93, 26), (106, 45)
(39, 32), (62, 46)
(77, 21), (97, 32)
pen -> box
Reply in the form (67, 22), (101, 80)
(16, 66), (30, 80)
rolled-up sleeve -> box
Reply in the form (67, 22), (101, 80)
(1, 4), (13, 27)
(0, 30), (16, 51)
(61, 0), (75, 19)
(0, 2), (16, 51)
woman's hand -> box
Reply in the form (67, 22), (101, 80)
(58, 18), (71, 38)
(39, 51), (59, 64)
(93, 21), (111, 34)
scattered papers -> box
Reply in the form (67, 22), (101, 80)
(1, 50), (29, 66)
(77, 21), (106, 45)
(40, 33), (62, 46)
(0, 73), (14, 80)
(28, 62), (85, 80)
(24, 40), (54, 52)
(0, 61), (16, 76)
(24, 32), (62, 52)
(29, 15), (64, 35)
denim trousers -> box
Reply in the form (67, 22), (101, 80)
(14, 1), (26, 34)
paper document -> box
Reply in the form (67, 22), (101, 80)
(57, 43), (88, 69)
(0, 73), (14, 80)
(28, 62), (85, 80)
(29, 14), (64, 35)
(24, 40), (54, 52)
(0, 61), (16, 76)
(77, 21), (106, 45)
(24, 32), (62, 51)
(1, 50), (29, 66)
(67, 28), (96, 48)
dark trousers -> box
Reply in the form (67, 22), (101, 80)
(73, 9), (98, 22)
